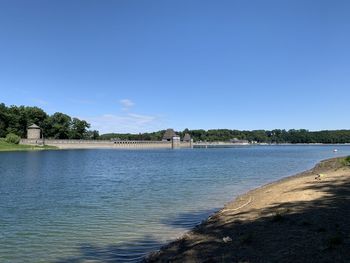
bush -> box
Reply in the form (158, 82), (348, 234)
(342, 156), (350, 166)
(346, 156), (350, 165)
(5, 133), (21, 144)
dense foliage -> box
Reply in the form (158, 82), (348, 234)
(1, 103), (349, 143)
(343, 156), (350, 166)
(0, 103), (99, 139)
(183, 129), (350, 143)
(100, 128), (350, 144)
(5, 133), (21, 144)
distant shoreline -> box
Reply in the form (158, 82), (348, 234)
(145, 157), (350, 262)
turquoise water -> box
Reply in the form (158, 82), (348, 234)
(1, 145), (350, 262)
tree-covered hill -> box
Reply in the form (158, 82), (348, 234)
(181, 129), (350, 143)
(0, 103), (99, 139)
(101, 128), (350, 144)
(1, 102), (349, 143)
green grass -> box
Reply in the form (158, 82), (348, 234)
(0, 140), (58, 152)
(341, 156), (350, 166)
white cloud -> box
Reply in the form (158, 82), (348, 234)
(83, 98), (168, 133)
(119, 99), (135, 111)
(86, 112), (166, 134)
(31, 98), (49, 106)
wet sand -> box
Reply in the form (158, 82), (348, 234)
(145, 157), (350, 263)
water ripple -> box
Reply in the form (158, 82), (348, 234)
(1, 146), (350, 262)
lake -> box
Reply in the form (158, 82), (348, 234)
(1, 145), (350, 262)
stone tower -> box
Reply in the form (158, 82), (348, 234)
(27, 124), (41, 139)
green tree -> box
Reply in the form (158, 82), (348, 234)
(26, 107), (48, 129)
(5, 133), (21, 144)
(6, 106), (27, 137)
(69, 118), (90, 139)
(0, 103), (9, 137)
(45, 113), (72, 139)
(84, 130), (100, 140)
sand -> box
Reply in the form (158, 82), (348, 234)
(145, 158), (350, 263)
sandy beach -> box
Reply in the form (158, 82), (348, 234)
(145, 157), (350, 263)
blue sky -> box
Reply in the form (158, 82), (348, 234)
(0, 0), (349, 133)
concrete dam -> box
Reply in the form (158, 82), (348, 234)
(20, 138), (193, 149)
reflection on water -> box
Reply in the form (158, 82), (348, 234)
(1, 146), (350, 262)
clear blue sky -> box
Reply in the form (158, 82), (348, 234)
(1, 0), (349, 133)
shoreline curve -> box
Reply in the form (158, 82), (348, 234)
(144, 157), (350, 262)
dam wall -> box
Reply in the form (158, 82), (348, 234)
(20, 139), (193, 149)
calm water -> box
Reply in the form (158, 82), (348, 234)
(1, 145), (350, 262)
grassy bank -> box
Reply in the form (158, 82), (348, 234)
(0, 141), (58, 152)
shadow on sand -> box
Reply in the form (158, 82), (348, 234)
(145, 164), (350, 262)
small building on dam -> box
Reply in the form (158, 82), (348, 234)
(27, 124), (41, 140)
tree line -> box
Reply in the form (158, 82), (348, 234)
(0, 103), (99, 139)
(99, 131), (164, 141)
(100, 128), (350, 144)
(183, 129), (350, 144)
(1, 102), (349, 143)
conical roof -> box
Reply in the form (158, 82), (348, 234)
(163, 128), (177, 140)
(28, 124), (40, 129)
(183, 133), (191, 142)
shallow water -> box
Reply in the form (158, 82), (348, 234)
(1, 145), (350, 262)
